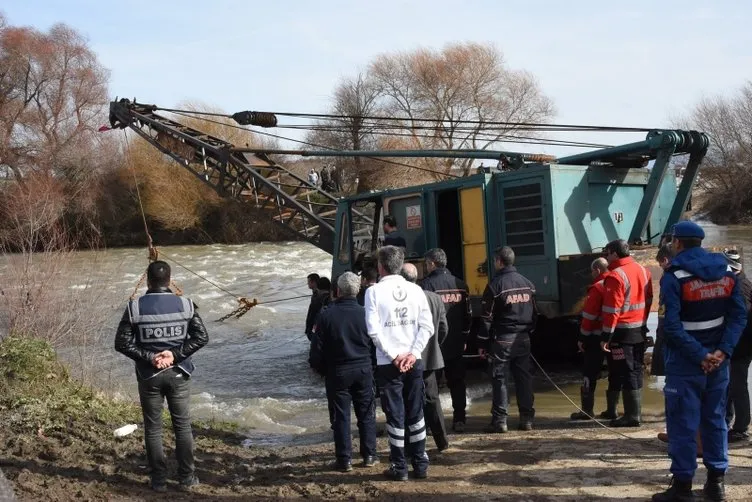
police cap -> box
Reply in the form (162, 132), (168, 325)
(671, 221), (705, 240)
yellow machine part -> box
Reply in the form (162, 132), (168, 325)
(459, 186), (488, 296)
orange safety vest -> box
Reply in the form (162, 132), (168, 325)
(601, 256), (653, 338)
(580, 272), (608, 337)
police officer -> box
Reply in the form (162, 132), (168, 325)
(478, 246), (537, 432)
(571, 257), (609, 420)
(365, 245), (434, 481)
(308, 272), (378, 472)
(421, 248), (472, 433)
(600, 239), (653, 428)
(115, 261), (209, 492)
(652, 221), (747, 502)
(402, 263), (449, 452)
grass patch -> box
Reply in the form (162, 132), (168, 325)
(0, 335), (238, 435)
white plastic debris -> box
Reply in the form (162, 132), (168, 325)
(113, 424), (138, 437)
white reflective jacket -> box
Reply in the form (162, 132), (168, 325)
(364, 274), (434, 365)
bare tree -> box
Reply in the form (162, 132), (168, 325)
(0, 20), (109, 184)
(369, 42), (555, 176)
(677, 81), (752, 223)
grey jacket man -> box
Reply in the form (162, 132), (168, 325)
(422, 290), (448, 372)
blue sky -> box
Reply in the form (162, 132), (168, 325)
(3, 0), (751, 156)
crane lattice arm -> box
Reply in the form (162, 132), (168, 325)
(108, 99), (372, 252)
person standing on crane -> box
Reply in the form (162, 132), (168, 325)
(571, 257), (610, 421)
(364, 245), (434, 481)
(115, 261), (209, 493)
(421, 248), (472, 433)
(652, 221), (747, 502)
(382, 215), (407, 248)
(600, 239), (653, 428)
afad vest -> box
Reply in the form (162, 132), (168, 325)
(128, 292), (195, 380)
(670, 266), (736, 348)
(601, 257), (652, 338)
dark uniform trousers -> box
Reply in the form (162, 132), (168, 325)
(726, 356), (752, 433)
(606, 341), (645, 391)
(581, 337), (605, 393)
(138, 368), (194, 485)
(377, 360), (428, 474)
(666, 365), (730, 479)
(422, 370), (448, 450)
(326, 365), (377, 463)
(441, 357), (467, 423)
(490, 334), (534, 421)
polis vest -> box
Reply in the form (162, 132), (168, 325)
(128, 292), (195, 380)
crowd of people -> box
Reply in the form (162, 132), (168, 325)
(111, 219), (750, 499)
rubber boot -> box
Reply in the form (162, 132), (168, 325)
(703, 469), (726, 501)
(570, 388), (595, 420)
(598, 390), (620, 420)
(651, 477), (694, 501)
(610, 389), (641, 427)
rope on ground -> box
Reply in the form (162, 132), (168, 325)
(529, 353), (661, 447)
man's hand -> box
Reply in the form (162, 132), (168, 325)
(399, 354), (417, 373)
(153, 350), (174, 369)
(577, 341), (584, 353)
(701, 352), (723, 374)
(645, 336), (655, 348)
(393, 354), (406, 370)
(601, 342), (611, 353)
(711, 350), (727, 368)
(478, 348), (487, 359)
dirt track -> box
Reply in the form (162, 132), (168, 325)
(3, 412), (752, 501)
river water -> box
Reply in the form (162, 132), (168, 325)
(3, 221), (751, 446)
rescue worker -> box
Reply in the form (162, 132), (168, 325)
(600, 239), (653, 428)
(402, 263), (449, 452)
(382, 215), (407, 248)
(478, 246), (537, 432)
(357, 267), (379, 307)
(306, 276), (331, 339)
(421, 248), (472, 432)
(652, 221), (747, 502)
(724, 250), (752, 443)
(364, 245), (434, 481)
(115, 261), (209, 492)
(571, 257), (609, 420)
(651, 244), (675, 379)
(305, 273), (320, 340)
(308, 272), (378, 472)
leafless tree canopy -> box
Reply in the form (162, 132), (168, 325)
(0, 20), (109, 182)
(678, 81), (752, 224)
(307, 42), (555, 188)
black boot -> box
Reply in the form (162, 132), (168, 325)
(599, 390), (620, 420)
(703, 470), (726, 501)
(611, 389), (641, 427)
(652, 476), (694, 501)
(571, 387), (595, 420)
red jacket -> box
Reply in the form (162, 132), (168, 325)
(580, 272), (608, 339)
(601, 256), (653, 343)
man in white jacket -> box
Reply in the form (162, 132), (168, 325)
(364, 245), (434, 481)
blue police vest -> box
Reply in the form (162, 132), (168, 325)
(670, 265), (736, 348)
(128, 292), (195, 380)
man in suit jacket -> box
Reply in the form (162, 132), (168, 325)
(401, 263), (449, 451)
